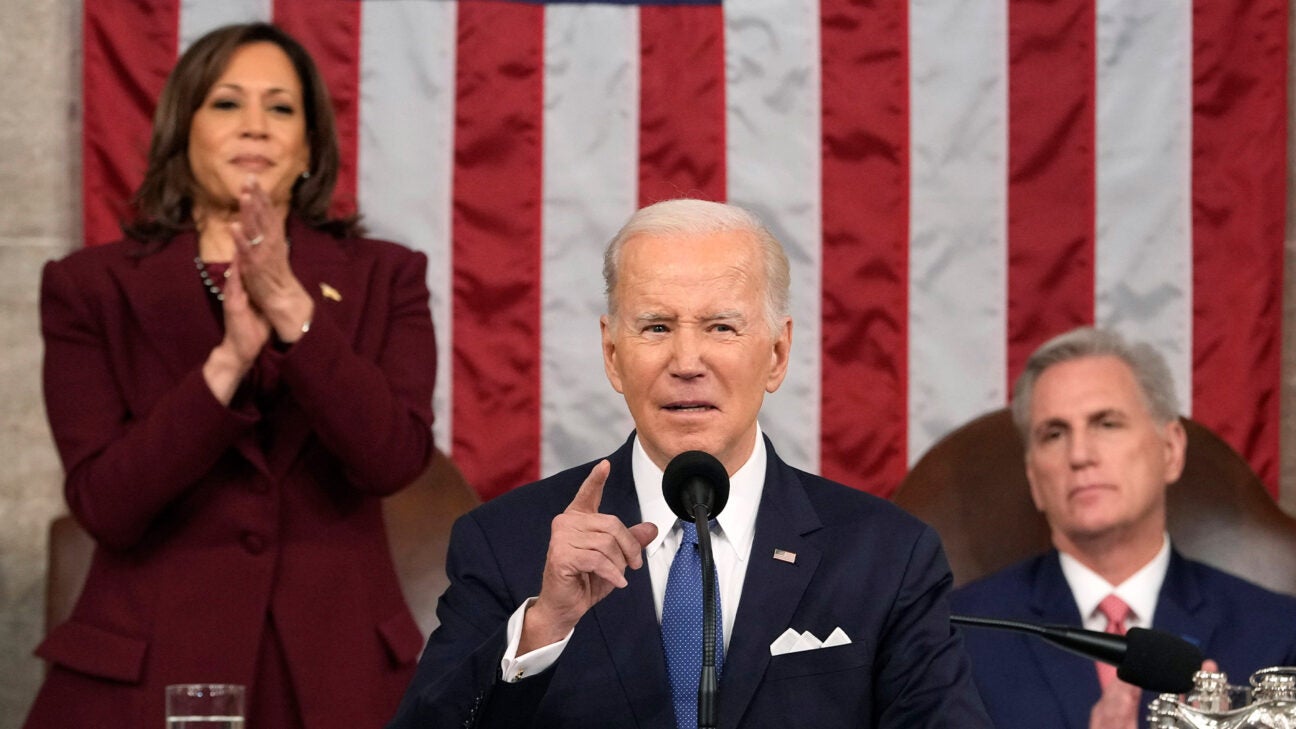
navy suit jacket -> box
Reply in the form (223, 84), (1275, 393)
(388, 436), (991, 728)
(950, 549), (1296, 729)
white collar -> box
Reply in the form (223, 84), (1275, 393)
(634, 426), (765, 564)
(1058, 534), (1171, 629)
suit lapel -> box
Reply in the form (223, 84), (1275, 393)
(717, 445), (822, 729)
(282, 219), (367, 344)
(1028, 553), (1101, 729)
(1151, 551), (1214, 654)
(119, 232), (224, 381)
(590, 440), (674, 729)
(263, 221), (371, 478)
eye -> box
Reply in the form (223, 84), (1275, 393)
(644, 324), (669, 334)
(210, 98), (239, 111)
(269, 103), (296, 116)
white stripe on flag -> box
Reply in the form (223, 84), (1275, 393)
(357, 0), (458, 452)
(1094, 0), (1193, 413)
(180, 0), (271, 52)
(725, 0), (822, 473)
(907, 0), (1009, 462)
(540, 4), (639, 476)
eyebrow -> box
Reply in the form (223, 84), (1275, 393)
(1033, 408), (1126, 434)
(211, 83), (297, 97)
(630, 310), (747, 326)
(1086, 408), (1125, 423)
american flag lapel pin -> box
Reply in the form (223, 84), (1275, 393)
(773, 548), (797, 564)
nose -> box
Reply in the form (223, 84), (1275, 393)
(240, 105), (268, 138)
(1067, 430), (1096, 469)
(669, 328), (706, 379)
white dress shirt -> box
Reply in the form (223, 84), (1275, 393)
(1059, 534), (1171, 632)
(499, 428), (768, 682)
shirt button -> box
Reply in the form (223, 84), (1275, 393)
(240, 531), (266, 555)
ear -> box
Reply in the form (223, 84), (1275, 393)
(764, 317), (793, 393)
(601, 315), (624, 394)
(1161, 418), (1187, 484)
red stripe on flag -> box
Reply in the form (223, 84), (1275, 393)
(638, 5), (726, 205)
(273, 1), (362, 220)
(1190, 0), (1287, 494)
(1005, 0), (1096, 382)
(451, 3), (545, 500)
(82, 1), (178, 246)
(819, 0), (910, 496)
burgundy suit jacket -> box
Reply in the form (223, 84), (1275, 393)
(26, 219), (436, 729)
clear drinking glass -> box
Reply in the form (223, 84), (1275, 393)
(165, 684), (245, 729)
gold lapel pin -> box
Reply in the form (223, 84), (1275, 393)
(773, 548), (797, 564)
(320, 283), (342, 302)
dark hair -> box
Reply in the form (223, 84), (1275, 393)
(123, 22), (358, 242)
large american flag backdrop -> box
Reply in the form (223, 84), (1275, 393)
(82, 0), (1287, 501)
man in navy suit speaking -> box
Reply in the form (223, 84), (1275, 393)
(951, 327), (1296, 728)
(387, 199), (990, 728)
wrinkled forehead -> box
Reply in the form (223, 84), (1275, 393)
(1029, 355), (1152, 423)
(613, 232), (763, 309)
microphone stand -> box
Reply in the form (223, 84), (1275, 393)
(951, 614), (1125, 665)
(693, 506), (719, 729)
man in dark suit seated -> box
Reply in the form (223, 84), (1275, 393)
(386, 199), (991, 728)
(951, 327), (1296, 728)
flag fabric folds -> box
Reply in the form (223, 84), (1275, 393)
(81, 0), (1287, 501)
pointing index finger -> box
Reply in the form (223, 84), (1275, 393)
(566, 459), (610, 514)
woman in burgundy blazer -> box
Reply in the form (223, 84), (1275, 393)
(25, 23), (435, 729)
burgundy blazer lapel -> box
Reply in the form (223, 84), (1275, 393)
(283, 219), (368, 343)
(117, 232), (224, 382)
(261, 221), (374, 478)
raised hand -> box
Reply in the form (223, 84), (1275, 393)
(229, 176), (314, 344)
(202, 255), (271, 404)
(519, 460), (658, 654)
(1088, 679), (1139, 729)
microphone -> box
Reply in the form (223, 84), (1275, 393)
(662, 450), (730, 524)
(662, 451), (730, 729)
(951, 614), (1203, 694)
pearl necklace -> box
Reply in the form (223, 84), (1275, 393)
(194, 257), (230, 301)
(193, 238), (289, 302)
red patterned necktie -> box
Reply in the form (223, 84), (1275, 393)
(1096, 594), (1131, 688)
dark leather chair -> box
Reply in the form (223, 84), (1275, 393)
(893, 408), (1296, 595)
(45, 448), (478, 638)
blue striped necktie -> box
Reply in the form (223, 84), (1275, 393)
(661, 519), (724, 729)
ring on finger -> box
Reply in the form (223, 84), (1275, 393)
(248, 234), (264, 247)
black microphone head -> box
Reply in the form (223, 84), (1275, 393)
(662, 450), (730, 521)
(1117, 628), (1203, 694)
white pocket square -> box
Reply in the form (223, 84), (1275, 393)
(769, 626), (852, 655)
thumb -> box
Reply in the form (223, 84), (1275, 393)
(629, 521), (658, 549)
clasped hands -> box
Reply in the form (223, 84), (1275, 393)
(219, 178), (315, 361)
(203, 177), (315, 404)
(1089, 659), (1218, 729)
(518, 460), (658, 655)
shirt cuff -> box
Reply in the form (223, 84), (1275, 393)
(499, 597), (573, 683)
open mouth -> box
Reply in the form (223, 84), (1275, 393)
(663, 402), (716, 413)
